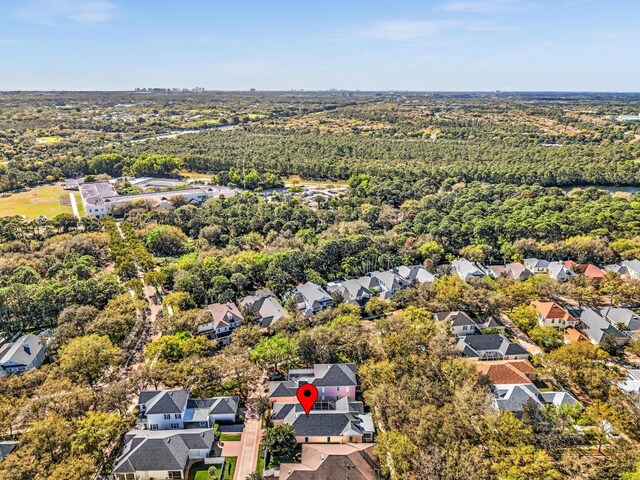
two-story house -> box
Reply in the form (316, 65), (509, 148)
(367, 270), (410, 298)
(293, 282), (334, 317)
(0, 333), (47, 377)
(197, 302), (243, 344)
(326, 279), (374, 307)
(524, 258), (550, 274)
(451, 259), (489, 281)
(394, 265), (436, 285)
(269, 363), (358, 403)
(531, 301), (577, 330)
(138, 389), (238, 430)
(239, 290), (287, 330)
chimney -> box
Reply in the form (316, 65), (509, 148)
(23, 343), (30, 355)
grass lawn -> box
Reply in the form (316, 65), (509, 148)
(73, 192), (85, 216)
(256, 443), (265, 475)
(223, 457), (237, 480)
(180, 170), (215, 181)
(189, 465), (212, 480)
(219, 433), (242, 441)
(0, 184), (73, 219)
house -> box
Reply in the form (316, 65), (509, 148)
(456, 334), (529, 361)
(451, 259), (489, 281)
(0, 333), (47, 377)
(604, 264), (629, 276)
(112, 429), (216, 480)
(531, 301), (577, 330)
(505, 262), (534, 280)
(394, 265), (436, 285)
(357, 276), (381, 293)
(488, 265), (509, 278)
(524, 258), (549, 274)
(617, 369), (640, 394)
(269, 364), (358, 403)
(293, 282), (334, 317)
(239, 290), (287, 329)
(326, 279), (373, 307)
(565, 262), (605, 284)
(488, 263), (533, 281)
(547, 261), (576, 282)
(564, 327), (589, 344)
(434, 311), (505, 336)
(198, 302), (243, 344)
(0, 441), (18, 463)
(277, 443), (382, 480)
(622, 259), (640, 279)
(434, 311), (478, 336)
(271, 396), (374, 444)
(480, 315), (507, 331)
(599, 307), (640, 332)
(493, 384), (580, 417)
(137, 389), (238, 430)
(367, 271), (410, 298)
(474, 360), (536, 385)
(578, 308), (629, 346)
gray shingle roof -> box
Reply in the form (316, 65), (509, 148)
(494, 384), (580, 415)
(599, 307), (640, 331)
(0, 333), (46, 370)
(113, 429), (214, 474)
(269, 381), (297, 398)
(186, 396), (239, 416)
(394, 265), (435, 284)
(435, 311), (476, 328)
(456, 334), (528, 359)
(579, 308), (628, 343)
(0, 441), (17, 463)
(139, 390), (190, 415)
(312, 364), (357, 387)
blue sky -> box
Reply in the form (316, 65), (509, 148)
(0, 0), (638, 91)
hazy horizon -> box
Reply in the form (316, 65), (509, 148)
(1, 0), (639, 91)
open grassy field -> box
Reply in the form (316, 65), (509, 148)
(0, 184), (73, 219)
(180, 170), (216, 181)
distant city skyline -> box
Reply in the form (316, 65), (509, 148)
(1, 0), (639, 91)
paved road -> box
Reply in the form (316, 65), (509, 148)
(68, 192), (80, 219)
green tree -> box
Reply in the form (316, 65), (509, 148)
(262, 424), (297, 460)
(58, 334), (120, 388)
(529, 326), (564, 352)
(251, 334), (298, 373)
(509, 305), (538, 333)
(71, 411), (126, 458)
(146, 225), (190, 256)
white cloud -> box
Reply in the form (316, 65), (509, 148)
(440, 0), (531, 12)
(13, 0), (117, 25)
(353, 19), (506, 42)
(356, 20), (459, 41)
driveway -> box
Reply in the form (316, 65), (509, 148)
(232, 414), (262, 480)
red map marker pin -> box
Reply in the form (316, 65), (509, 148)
(296, 384), (318, 417)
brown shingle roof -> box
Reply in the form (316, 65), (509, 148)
(279, 443), (380, 480)
(531, 301), (575, 321)
(475, 361), (536, 385)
